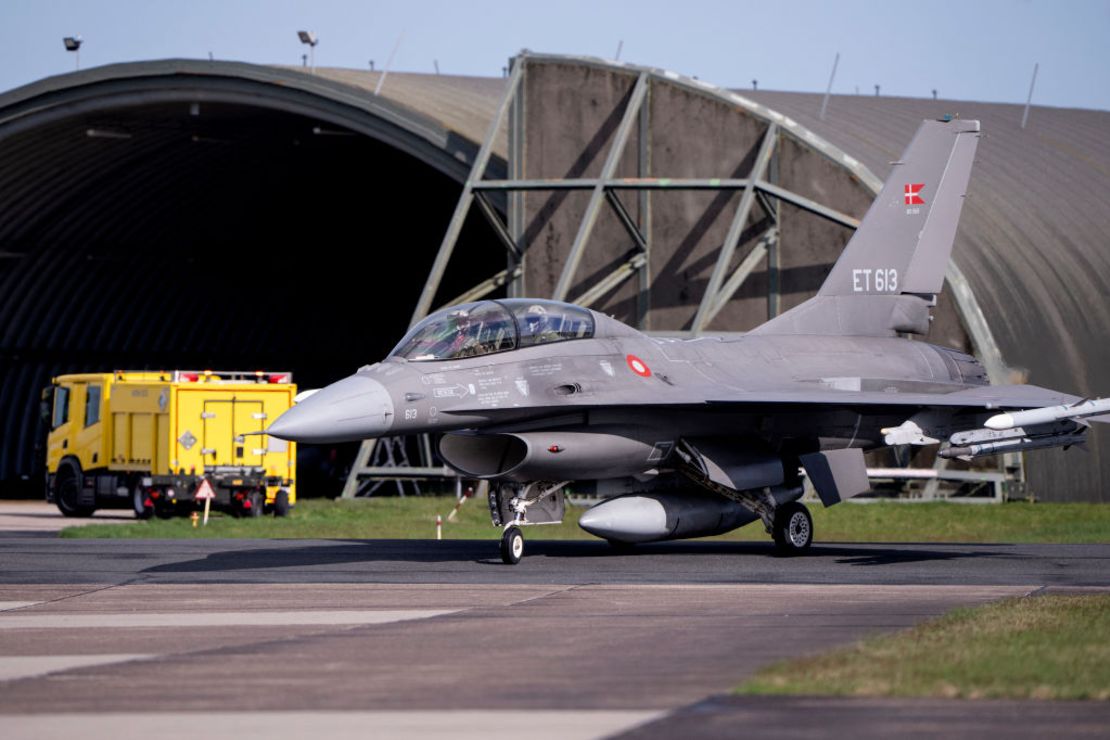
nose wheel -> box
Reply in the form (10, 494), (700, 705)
(500, 526), (524, 564)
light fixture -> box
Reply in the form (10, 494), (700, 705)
(63, 36), (82, 71)
(297, 30), (318, 74)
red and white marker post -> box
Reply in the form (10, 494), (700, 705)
(194, 478), (216, 526)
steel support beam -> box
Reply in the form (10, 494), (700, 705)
(438, 265), (523, 310)
(766, 145), (782, 319)
(341, 438), (376, 498)
(410, 58), (525, 326)
(755, 180), (860, 229)
(508, 63), (526, 298)
(755, 190), (779, 224)
(473, 191), (522, 260)
(473, 177), (752, 191)
(636, 91), (652, 329)
(692, 123), (778, 333)
(553, 72), (649, 301)
(604, 189), (648, 251)
(708, 228), (778, 320)
(573, 252), (647, 308)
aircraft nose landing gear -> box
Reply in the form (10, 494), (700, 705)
(490, 481), (567, 564)
(500, 526), (524, 564)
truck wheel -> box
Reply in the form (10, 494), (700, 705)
(55, 459), (94, 518)
(132, 486), (153, 520)
(273, 489), (290, 518)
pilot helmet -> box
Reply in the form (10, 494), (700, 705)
(448, 309), (471, 328)
(524, 304), (547, 330)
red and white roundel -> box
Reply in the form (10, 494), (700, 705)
(626, 354), (652, 377)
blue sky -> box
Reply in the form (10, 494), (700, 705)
(2, 0), (1108, 109)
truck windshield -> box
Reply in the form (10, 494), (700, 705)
(390, 299), (595, 362)
(52, 386), (69, 429)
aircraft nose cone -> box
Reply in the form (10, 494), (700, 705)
(266, 374), (394, 443)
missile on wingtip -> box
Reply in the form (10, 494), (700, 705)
(939, 431), (1088, 460)
(984, 398), (1110, 431)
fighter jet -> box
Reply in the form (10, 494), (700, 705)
(268, 118), (1108, 563)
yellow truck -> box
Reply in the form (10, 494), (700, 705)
(44, 370), (296, 519)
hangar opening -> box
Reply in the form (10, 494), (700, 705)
(0, 61), (502, 495)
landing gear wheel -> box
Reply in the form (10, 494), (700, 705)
(273, 489), (290, 518)
(500, 526), (524, 565)
(132, 486), (153, 520)
(773, 502), (813, 553)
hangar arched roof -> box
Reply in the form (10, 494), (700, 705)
(0, 59), (505, 181)
(0, 59), (508, 485)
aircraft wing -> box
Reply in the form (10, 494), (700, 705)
(704, 383), (1082, 411)
(446, 383), (1084, 420)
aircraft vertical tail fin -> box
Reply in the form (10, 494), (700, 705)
(753, 117), (980, 337)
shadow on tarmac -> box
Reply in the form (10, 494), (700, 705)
(139, 539), (993, 575)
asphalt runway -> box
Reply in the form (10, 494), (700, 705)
(2, 536), (1109, 586)
(1, 535), (1108, 738)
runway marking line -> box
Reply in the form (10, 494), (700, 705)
(0, 609), (461, 630)
(0, 602), (40, 611)
(0, 654), (153, 683)
(0, 710), (666, 740)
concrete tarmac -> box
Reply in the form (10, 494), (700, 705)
(0, 536), (1108, 738)
(2, 536), (1109, 586)
(0, 501), (129, 535)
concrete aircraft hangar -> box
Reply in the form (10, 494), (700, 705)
(0, 54), (1106, 502)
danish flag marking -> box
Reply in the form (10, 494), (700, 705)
(904, 183), (925, 205)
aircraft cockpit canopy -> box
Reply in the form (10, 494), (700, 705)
(390, 299), (595, 362)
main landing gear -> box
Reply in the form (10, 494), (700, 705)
(772, 501), (813, 553)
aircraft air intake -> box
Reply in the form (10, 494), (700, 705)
(438, 429), (668, 482)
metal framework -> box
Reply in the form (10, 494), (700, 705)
(409, 58), (863, 331)
(343, 53), (1017, 499)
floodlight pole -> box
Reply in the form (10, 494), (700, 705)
(297, 31), (318, 74)
(818, 52), (839, 121)
(63, 36), (82, 71)
(1021, 62), (1038, 129)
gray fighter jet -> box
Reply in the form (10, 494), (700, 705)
(268, 118), (1108, 563)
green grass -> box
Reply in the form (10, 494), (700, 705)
(737, 594), (1110, 700)
(60, 497), (587, 540)
(61, 498), (1110, 542)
